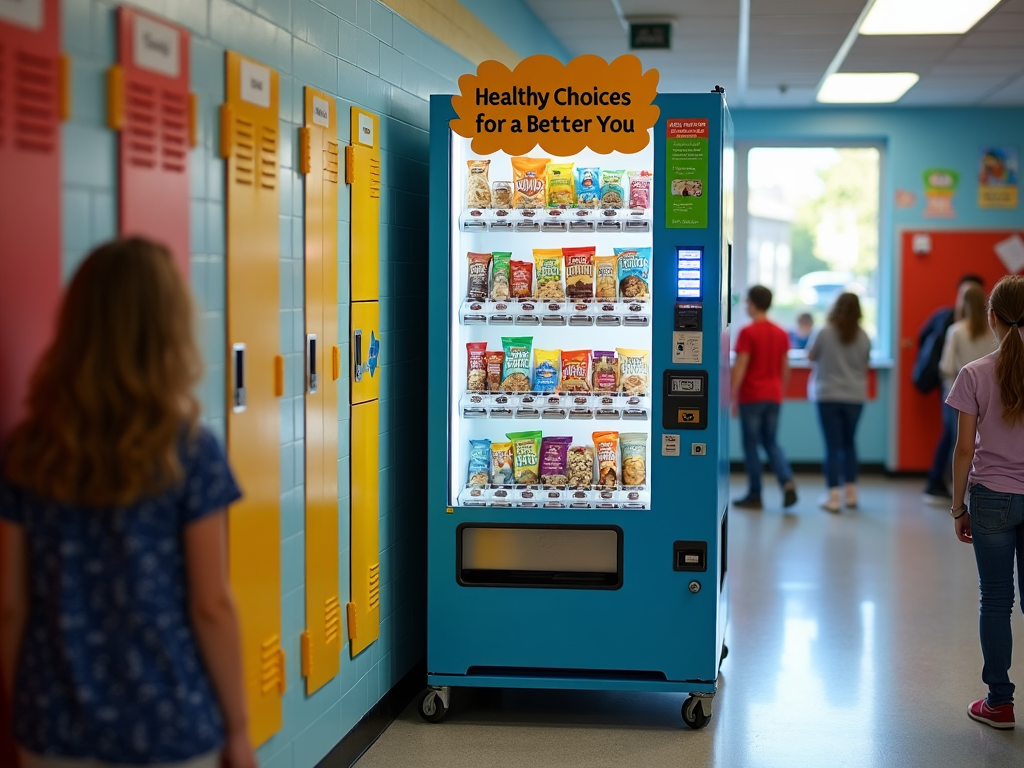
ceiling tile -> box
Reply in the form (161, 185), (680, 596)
(976, 12), (1024, 31)
(960, 30), (1024, 48)
(940, 46), (1024, 64)
(750, 0), (864, 14)
(750, 15), (857, 35)
(980, 73), (1024, 104)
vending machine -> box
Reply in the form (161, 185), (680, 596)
(424, 68), (733, 729)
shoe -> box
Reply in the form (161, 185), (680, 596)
(967, 698), (1014, 729)
(844, 485), (858, 509)
(783, 487), (798, 508)
(732, 494), (763, 510)
(820, 498), (841, 513)
(922, 483), (952, 506)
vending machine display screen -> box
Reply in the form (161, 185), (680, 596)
(676, 247), (703, 300)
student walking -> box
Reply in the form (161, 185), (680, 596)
(807, 293), (871, 513)
(731, 285), (798, 510)
(0, 239), (257, 768)
(947, 274), (1024, 730)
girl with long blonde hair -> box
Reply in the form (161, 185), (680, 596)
(0, 239), (256, 768)
(948, 274), (1024, 730)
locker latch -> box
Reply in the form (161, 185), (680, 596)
(307, 334), (318, 393)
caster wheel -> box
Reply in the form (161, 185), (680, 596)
(682, 696), (711, 730)
(417, 689), (448, 723)
(721, 644), (729, 661)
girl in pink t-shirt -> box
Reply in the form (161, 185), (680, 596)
(947, 275), (1024, 730)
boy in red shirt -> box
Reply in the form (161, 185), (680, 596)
(731, 285), (798, 510)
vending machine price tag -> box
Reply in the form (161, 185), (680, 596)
(662, 434), (680, 457)
(662, 370), (708, 430)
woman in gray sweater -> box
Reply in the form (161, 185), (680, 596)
(808, 293), (872, 512)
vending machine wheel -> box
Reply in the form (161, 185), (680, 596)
(417, 687), (451, 724)
(681, 693), (714, 730)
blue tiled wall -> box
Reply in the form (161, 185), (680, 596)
(58, 1), (476, 766)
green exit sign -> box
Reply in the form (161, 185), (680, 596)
(630, 23), (671, 50)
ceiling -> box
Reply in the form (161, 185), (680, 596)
(522, 0), (1024, 107)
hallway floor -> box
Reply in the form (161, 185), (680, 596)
(356, 475), (1022, 767)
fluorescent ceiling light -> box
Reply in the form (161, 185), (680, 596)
(817, 72), (919, 103)
(860, 0), (1001, 35)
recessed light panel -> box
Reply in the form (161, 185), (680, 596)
(817, 72), (920, 103)
(860, 0), (1001, 35)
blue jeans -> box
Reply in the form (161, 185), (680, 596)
(927, 387), (958, 487)
(739, 402), (794, 496)
(969, 483), (1024, 707)
(816, 402), (864, 488)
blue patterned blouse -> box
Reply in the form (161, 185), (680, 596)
(0, 427), (242, 764)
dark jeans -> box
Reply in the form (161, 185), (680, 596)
(927, 386), (958, 488)
(816, 402), (864, 488)
(969, 483), (1024, 707)
(739, 401), (794, 496)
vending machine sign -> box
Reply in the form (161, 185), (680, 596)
(665, 119), (708, 229)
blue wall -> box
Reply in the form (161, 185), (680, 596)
(728, 106), (1024, 468)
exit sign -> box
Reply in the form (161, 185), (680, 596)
(630, 23), (671, 50)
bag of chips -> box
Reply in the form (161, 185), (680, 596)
(506, 430), (542, 484)
(510, 260), (533, 299)
(616, 348), (650, 395)
(563, 246), (595, 300)
(594, 255), (618, 299)
(539, 436), (572, 486)
(558, 349), (590, 393)
(546, 163), (575, 207)
(467, 251), (491, 300)
(466, 341), (487, 392)
(592, 430), (619, 487)
(533, 349), (560, 392)
(512, 156), (549, 209)
(466, 160), (491, 209)
(600, 170), (626, 208)
(467, 439), (491, 486)
(490, 251), (511, 300)
(628, 170), (653, 209)
(533, 249), (564, 300)
(490, 441), (514, 485)
(591, 350), (619, 393)
(485, 350), (504, 391)
(615, 247), (651, 299)
(620, 433), (647, 486)
(500, 337), (533, 392)
(575, 167), (600, 208)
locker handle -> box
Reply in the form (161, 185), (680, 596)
(59, 55), (71, 121)
(188, 93), (199, 148)
(307, 334), (318, 394)
(332, 345), (341, 381)
(107, 64), (124, 131)
(353, 329), (363, 383)
(274, 355), (285, 397)
(219, 104), (234, 159)
(299, 127), (312, 175)
(232, 343), (246, 412)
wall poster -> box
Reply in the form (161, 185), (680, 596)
(978, 146), (1019, 210)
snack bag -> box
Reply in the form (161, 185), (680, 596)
(500, 336), (533, 391)
(490, 251), (511, 300)
(563, 246), (595, 300)
(592, 431), (619, 487)
(591, 350), (619, 393)
(490, 441), (514, 485)
(466, 341), (487, 392)
(615, 247), (651, 299)
(575, 167), (600, 208)
(533, 349), (560, 392)
(512, 156), (549, 209)
(546, 163), (575, 207)
(616, 348), (650, 395)
(567, 445), (595, 487)
(466, 160), (491, 209)
(558, 349), (590, 393)
(620, 433), (648, 486)
(467, 439), (491, 486)
(467, 251), (491, 300)
(510, 260), (533, 299)
(506, 430), (542, 484)
(628, 170), (653, 209)
(485, 350), (504, 391)
(491, 180), (513, 209)
(600, 169), (626, 208)
(533, 248), (565, 299)
(539, 436), (572, 485)
(594, 255), (618, 299)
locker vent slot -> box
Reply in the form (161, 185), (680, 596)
(161, 89), (188, 173)
(369, 156), (380, 199)
(125, 81), (156, 168)
(325, 595), (341, 645)
(234, 117), (255, 185)
(259, 634), (282, 694)
(368, 563), (380, 610)
(14, 50), (57, 154)
(0, 42), (7, 148)
(259, 124), (277, 190)
(324, 139), (339, 184)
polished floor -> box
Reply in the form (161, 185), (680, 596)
(357, 475), (1023, 768)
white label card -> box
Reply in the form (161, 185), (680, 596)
(673, 331), (703, 364)
(0, 0), (43, 30)
(134, 15), (179, 77)
(357, 112), (374, 146)
(662, 434), (680, 457)
(240, 60), (271, 108)
(312, 96), (330, 127)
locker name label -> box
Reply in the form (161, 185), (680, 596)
(0, 0), (43, 30)
(134, 16), (180, 78)
(313, 97), (330, 127)
(241, 60), (271, 108)
(450, 53), (659, 156)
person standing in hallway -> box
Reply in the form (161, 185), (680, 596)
(808, 293), (871, 513)
(947, 274), (1024, 731)
(0, 239), (258, 768)
(731, 285), (798, 510)
(918, 274), (985, 504)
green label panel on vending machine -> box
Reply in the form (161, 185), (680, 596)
(665, 118), (708, 229)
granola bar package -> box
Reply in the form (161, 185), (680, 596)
(616, 348), (650, 395)
(490, 251), (511, 300)
(620, 433), (648, 486)
(566, 445), (595, 487)
(533, 348), (560, 393)
(466, 160), (491, 209)
(467, 439), (491, 486)
(500, 336), (533, 392)
(506, 430), (542, 484)
(466, 341), (487, 392)
(628, 170), (653, 209)
(546, 163), (575, 207)
(592, 430), (619, 487)
(510, 260), (533, 299)
(490, 441), (514, 485)
(512, 156), (549, 209)
(591, 350), (619, 393)
(539, 436), (572, 486)
(533, 248), (565, 300)
(485, 350), (504, 391)
(575, 167), (600, 208)
(467, 251), (491, 300)
(615, 247), (651, 299)
(562, 246), (595, 300)
(594, 255), (618, 299)
(558, 349), (590, 393)
(600, 169), (626, 209)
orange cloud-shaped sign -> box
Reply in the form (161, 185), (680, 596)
(451, 54), (660, 156)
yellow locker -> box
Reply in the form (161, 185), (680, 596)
(346, 108), (380, 302)
(222, 50), (282, 746)
(348, 398), (380, 656)
(300, 88), (341, 694)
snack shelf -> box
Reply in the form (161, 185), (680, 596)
(457, 483), (650, 510)
(460, 207), (652, 234)
(459, 298), (651, 327)
(460, 391), (650, 421)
